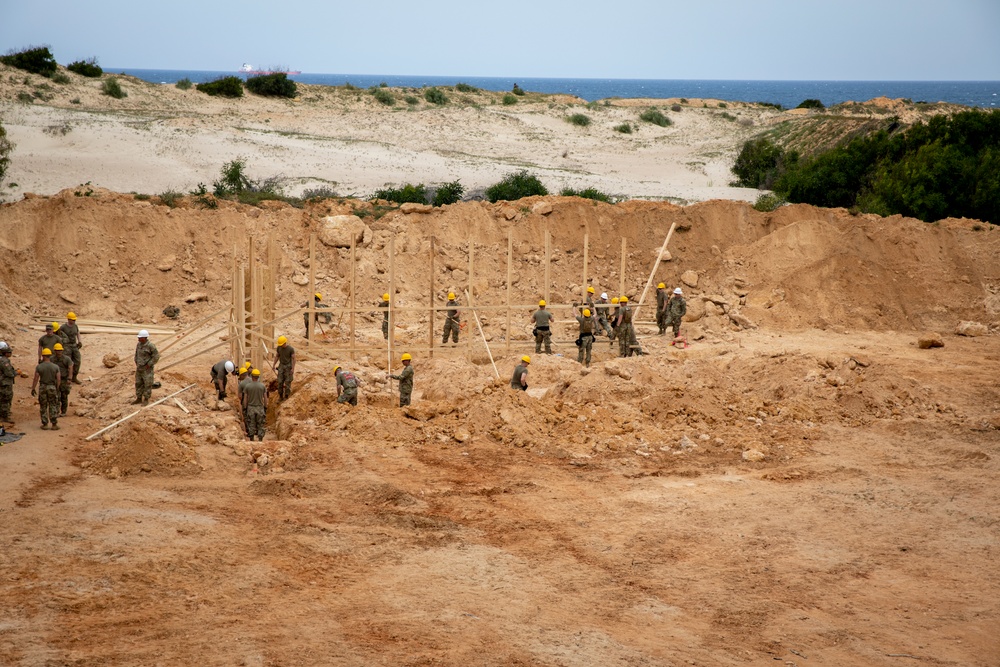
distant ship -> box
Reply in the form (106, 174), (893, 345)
(239, 63), (301, 76)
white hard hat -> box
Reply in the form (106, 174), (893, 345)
(224, 361), (235, 373)
(600, 292), (608, 300)
(0, 341), (8, 351)
(673, 288), (683, 295)
(137, 329), (149, 338)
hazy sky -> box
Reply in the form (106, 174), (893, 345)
(2, 0), (998, 80)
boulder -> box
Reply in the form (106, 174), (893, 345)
(729, 311), (757, 330)
(58, 291), (78, 304)
(156, 255), (176, 272)
(917, 332), (944, 349)
(683, 297), (705, 322)
(400, 203), (433, 214)
(319, 215), (369, 248)
(955, 321), (988, 337)
(102, 353), (120, 369)
(742, 449), (766, 462)
(660, 249), (672, 262)
(184, 292), (208, 303)
(681, 270), (699, 288)
(532, 201), (553, 216)
(291, 273), (309, 286)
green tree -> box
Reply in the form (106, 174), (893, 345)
(485, 170), (548, 202)
(732, 138), (787, 189)
(0, 121), (14, 184)
(245, 73), (297, 98)
(1, 46), (57, 77)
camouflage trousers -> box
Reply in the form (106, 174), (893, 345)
(135, 368), (155, 402)
(577, 334), (594, 367)
(382, 320), (389, 340)
(442, 319), (459, 344)
(619, 324), (636, 357)
(67, 346), (82, 380)
(337, 387), (358, 406)
(277, 365), (293, 400)
(59, 382), (71, 414)
(0, 383), (13, 420)
(38, 384), (59, 425)
(247, 405), (266, 441)
(398, 389), (411, 408)
(534, 328), (552, 354)
(656, 309), (667, 334)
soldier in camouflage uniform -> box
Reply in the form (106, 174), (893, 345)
(334, 366), (359, 406)
(237, 365), (252, 435)
(510, 355), (530, 391)
(615, 296), (635, 357)
(63, 312), (83, 384)
(37, 323), (61, 363)
(275, 336), (295, 400)
(655, 283), (669, 335)
(442, 293), (460, 344)
(608, 297), (620, 346)
(31, 348), (61, 430)
(0, 342), (16, 423)
(302, 293), (333, 339)
(388, 353), (414, 407)
(52, 343), (74, 416)
(133, 330), (160, 406)
(666, 287), (688, 339)
(242, 368), (268, 441)
(380, 293), (391, 340)
(531, 300), (554, 354)
(574, 306), (596, 367)
(595, 292), (613, 337)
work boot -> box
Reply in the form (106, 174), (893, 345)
(141, 399), (149, 407)
(51, 423), (60, 431)
(40, 423), (49, 430)
(60, 410), (67, 417)
(72, 378), (82, 385)
(131, 398), (142, 405)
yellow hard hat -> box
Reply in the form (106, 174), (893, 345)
(333, 365), (342, 375)
(382, 293), (390, 301)
(251, 368), (261, 377)
(521, 355), (531, 364)
(276, 336), (287, 346)
(239, 367), (247, 375)
(657, 282), (665, 289)
(447, 292), (456, 300)
(401, 353), (412, 361)
(67, 312), (77, 320)
(539, 299), (546, 307)
(52, 322), (60, 331)
(314, 292), (322, 300)
(620, 295), (629, 303)
(41, 348), (52, 356)
(243, 361), (252, 369)
(53, 343), (64, 351)
(587, 286), (595, 294)
(583, 309), (591, 317)
(611, 297), (619, 304)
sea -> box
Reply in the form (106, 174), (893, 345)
(114, 69), (999, 109)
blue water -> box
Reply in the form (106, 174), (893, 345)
(113, 69), (1000, 109)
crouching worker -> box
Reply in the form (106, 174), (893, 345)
(510, 355), (530, 391)
(242, 368), (268, 441)
(334, 365), (359, 406)
(211, 359), (236, 400)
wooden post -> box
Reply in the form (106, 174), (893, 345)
(388, 234), (395, 393)
(468, 237), (474, 359)
(237, 265), (247, 362)
(307, 234), (316, 346)
(349, 236), (356, 360)
(544, 229), (551, 304)
(506, 230), (512, 356)
(582, 231), (589, 302)
(634, 221), (678, 320)
(466, 290), (499, 379)
(619, 237), (627, 297)
(429, 237), (435, 359)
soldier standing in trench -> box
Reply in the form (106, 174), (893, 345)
(134, 330), (160, 406)
(380, 292), (391, 340)
(63, 312), (83, 384)
(655, 283), (669, 335)
(242, 368), (268, 441)
(531, 300), (554, 354)
(37, 323), (60, 363)
(510, 355), (530, 391)
(574, 306), (596, 368)
(666, 287), (688, 341)
(275, 336), (295, 401)
(302, 292), (332, 339)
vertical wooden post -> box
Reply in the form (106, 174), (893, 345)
(237, 265), (247, 363)
(506, 230), (512, 356)
(619, 237), (627, 297)
(429, 237), (435, 359)
(582, 231), (589, 302)
(634, 221), (677, 320)
(388, 235), (395, 386)
(468, 237), (474, 359)
(544, 229), (551, 305)
(307, 234), (316, 347)
(230, 251), (238, 364)
(349, 237), (356, 361)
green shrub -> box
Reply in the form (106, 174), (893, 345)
(718, 102), (728, 109)
(485, 169), (548, 202)
(613, 123), (633, 134)
(70, 97), (80, 104)
(159, 190), (182, 208)
(561, 187), (612, 203)
(17, 92), (33, 104)
(455, 82), (478, 93)
(731, 137), (788, 189)
(134, 193), (151, 201)
(51, 72), (70, 84)
(372, 88), (395, 106)
(371, 183), (428, 204)
(0, 122), (13, 183)
(719, 111), (737, 121)
(343, 82), (358, 91)
(512, 83), (525, 96)
(302, 186), (339, 201)
(566, 113), (591, 127)
(639, 108), (671, 127)
(502, 93), (517, 106)
(796, 99), (825, 110)
(753, 192), (784, 212)
(245, 73), (297, 98)
(671, 104), (681, 112)
(1, 46), (57, 77)
(755, 101), (783, 110)
(67, 58), (102, 78)
(197, 76), (244, 98)
(176, 77), (192, 90)
(432, 180), (464, 206)
(102, 77), (126, 99)
(404, 95), (419, 105)
(424, 87), (448, 105)
(679, 98), (688, 104)
(213, 157), (253, 196)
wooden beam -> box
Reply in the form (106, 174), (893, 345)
(582, 231), (589, 303)
(429, 237), (435, 359)
(544, 229), (551, 304)
(634, 221), (678, 320)
(619, 237), (627, 297)
(84, 384), (198, 441)
(307, 234), (316, 346)
(466, 290), (499, 379)
(349, 236), (356, 360)
(506, 230), (512, 356)
(468, 237), (474, 360)
(388, 234), (395, 393)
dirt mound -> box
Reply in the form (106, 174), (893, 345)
(84, 421), (201, 478)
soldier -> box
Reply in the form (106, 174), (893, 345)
(655, 283), (669, 335)
(531, 299), (554, 354)
(0, 342), (17, 423)
(595, 292), (613, 337)
(210, 359), (236, 400)
(379, 292), (391, 340)
(584, 286), (597, 315)
(37, 323), (61, 363)
(63, 312), (83, 384)
(51, 343), (74, 416)
(442, 292), (460, 344)
(510, 355), (530, 391)
(301, 292), (332, 339)
(275, 336), (295, 400)
(133, 329), (160, 406)
(615, 296), (636, 357)
(242, 368), (268, 442)
(388, 353), (414, 407)
(666, 287), (688, 340)
(334, 365), (359, 406)
(574, 306), (596, 367)
(31, 348), (61, 430)
(237, 365), (252, 435)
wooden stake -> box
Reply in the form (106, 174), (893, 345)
(544, 229), (551, 304)
(582, 231), (589, 303)
(619, 237), (627, 297)
(388, 234), (395, 394)
(506, 230), (512, 356)
(85, 384), (197, 441)
(466, 290), (499, 379)
(173, 398), (189, 414)
(468, 237), (474, 360)
(634, 221), (678, 320)
(349, 236), (356, 361)
(429, 237), (435, 359)
(307, 234), (316, 346)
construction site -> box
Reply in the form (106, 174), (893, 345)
(0, 188), (999, 666)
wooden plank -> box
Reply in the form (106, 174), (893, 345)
(429, 237), (435, 359)
(466, 290), (499, 379)
(619, 237), (627, 297)
(506, 230), (512, 355)
(173, 398), (189, 414)
(349, 237), (356, 360)
(634, 221), (677, 320)
(468, 237), (474, 360)
(307, 234), (316, 346)
(582, 231), (589, 303)
(85, 384), (197, 441)
(388, 234), (395, 394)
(544, 229), (551, 304)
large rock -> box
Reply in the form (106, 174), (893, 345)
(532, 201), (553, 215)
(184, 292), (208, 303)
(683, 297), (705, 322)
(729, 311), (757, 329)
(955, 321), (988, 337)
(319, 215), (370, 248)
(400, 203), (433, 214)
(917, 332), (944, 349)
(156, 255), (175, 272)
(681, 270), (699, 288)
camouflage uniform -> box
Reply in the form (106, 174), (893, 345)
(276, 344), (295, 400)
(596, 299), (613, 336)
(134, 340), (160, 404)
(609, 304), (621, 343)
(655, 288), (669, 335)
(380, 298), (390, 340)
(52, 351), (74, 415)
(532, 308), (554, 354)
(617, 305), (635, 357)
(510, 363), (528, 391)
(242, 379), (268, 441)
(0, 353), (15, 421)
(37, 332), (60, 361)
(35, 360), (60, 427)
(442, 299), (460, 344)
(576, 313), (596, 367)
(666, 294), (687, 338)
(302, 297), (333, 339)
(210, 360), (232, 399)
(389, 364), (414, 407)
(62, 320), (82, 382)
(336, 369), (359, 406)
(238, 374), (252, 434)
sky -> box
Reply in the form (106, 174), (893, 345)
(2, 0), (998, 80)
